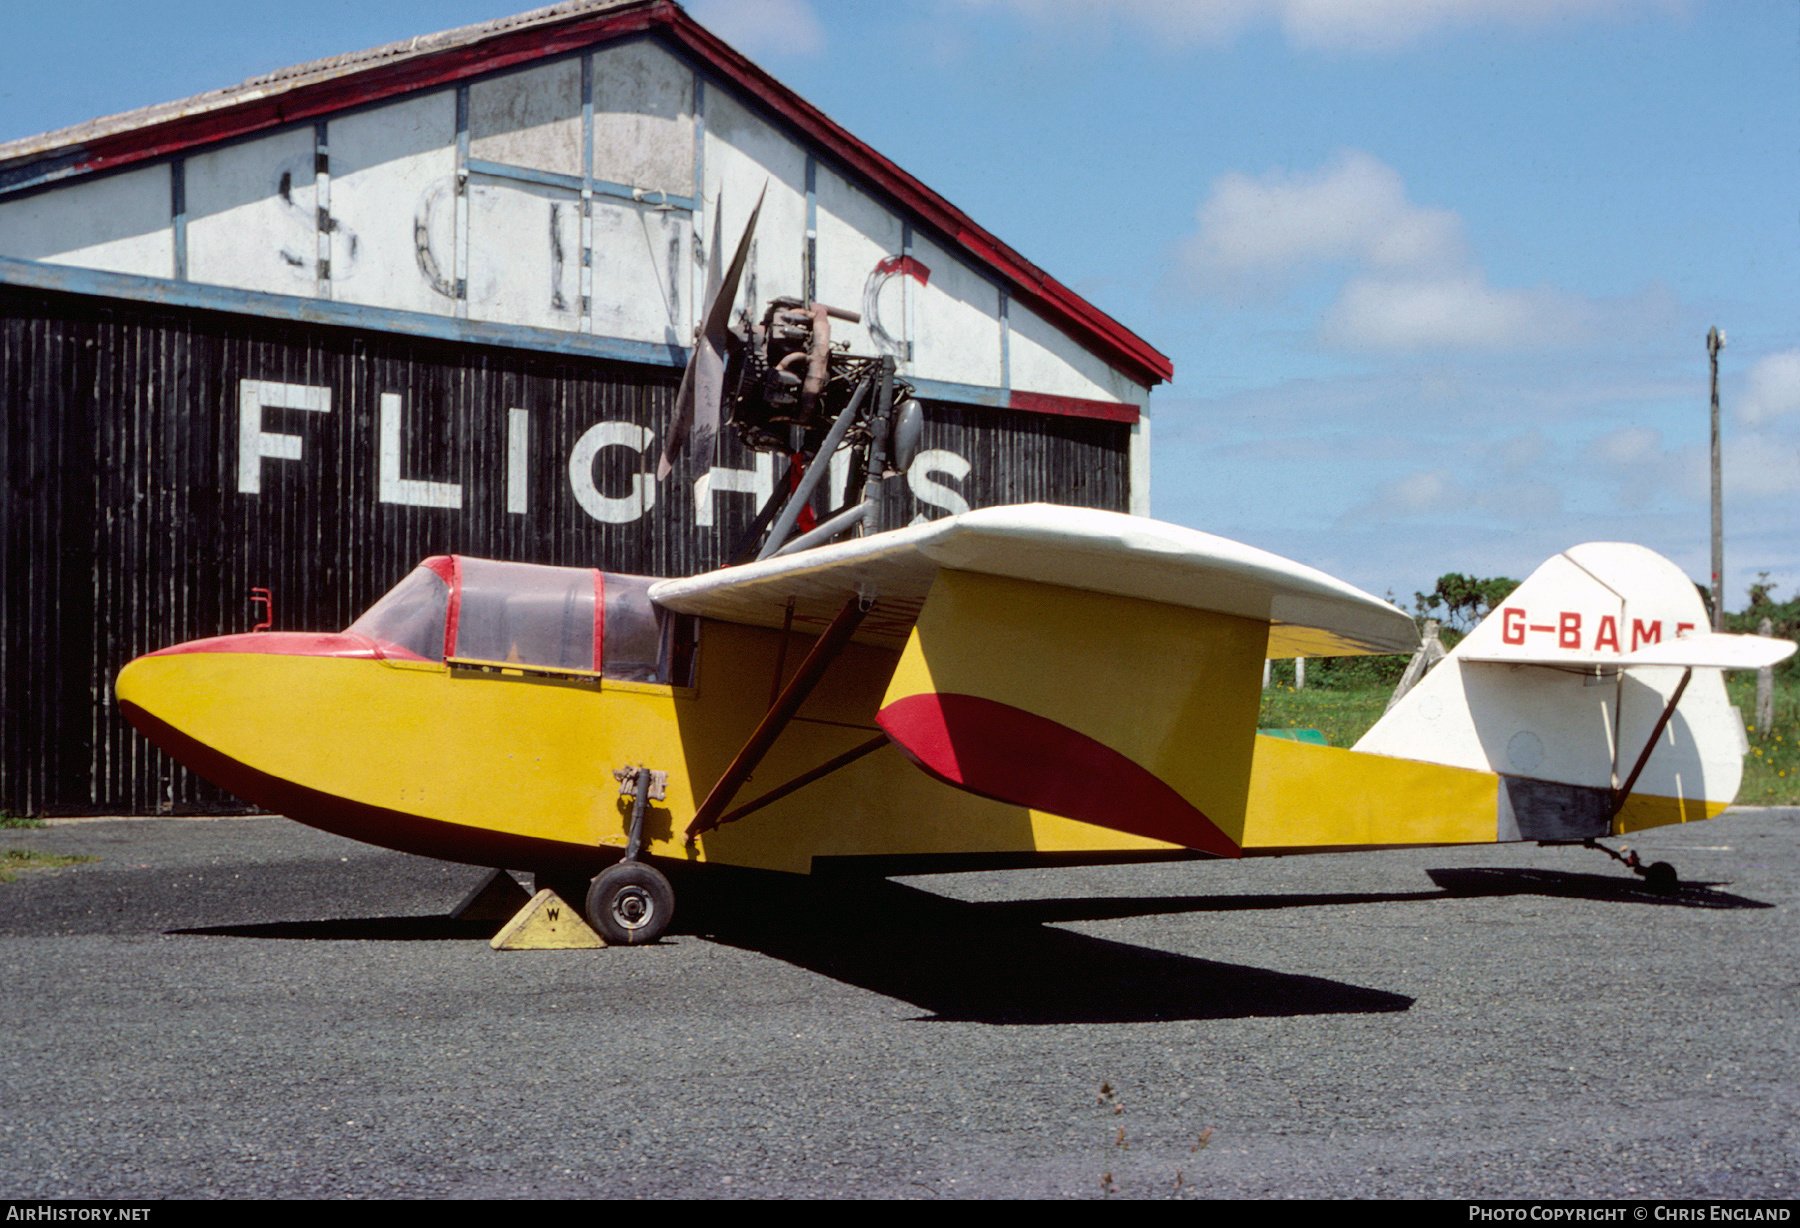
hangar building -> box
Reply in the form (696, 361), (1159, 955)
(0, 0), (1170, 815)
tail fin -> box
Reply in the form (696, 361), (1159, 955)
(1355, 543), (1793, 838)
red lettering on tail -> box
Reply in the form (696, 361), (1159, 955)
(1595, 615), (1620, 653)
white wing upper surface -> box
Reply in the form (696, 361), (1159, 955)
(648, 504), (1418, 657)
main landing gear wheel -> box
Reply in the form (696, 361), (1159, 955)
(586, 862), (674, 945)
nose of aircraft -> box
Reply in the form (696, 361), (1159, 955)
(116, 631), (385, 806)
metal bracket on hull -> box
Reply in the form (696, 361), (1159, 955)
(613, 765), (667, 862)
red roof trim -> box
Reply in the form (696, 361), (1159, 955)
(58, 6), (665, 177)
(26, 0), (1172, 388)
(1004, 390), (1140, 424)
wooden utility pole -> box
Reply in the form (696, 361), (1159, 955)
(1709, 326), (1726, 631)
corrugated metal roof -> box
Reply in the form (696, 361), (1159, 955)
(0, 1), (636, 166)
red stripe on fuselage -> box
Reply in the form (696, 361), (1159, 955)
(876, 692), (1240, 858)
(141, 632), (431, 662)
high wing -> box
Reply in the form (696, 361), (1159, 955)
(655, 505), (1416, 857)
(648, 503), (1418, 658)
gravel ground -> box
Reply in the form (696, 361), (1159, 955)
(1, 809), (1795, 1199)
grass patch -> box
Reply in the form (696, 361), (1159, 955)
(1729, 673), (1800, 805)
(0, 813), (46, 829)
(1258, 683), (1391, 750)
(0, 848), (98, 882)
(1258, 674), (1800, 806)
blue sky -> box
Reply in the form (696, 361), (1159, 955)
(3, 0), (1795, 610)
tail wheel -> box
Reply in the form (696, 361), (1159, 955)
(1641, 861), (1678, 895)
(586, 862), (674, 945)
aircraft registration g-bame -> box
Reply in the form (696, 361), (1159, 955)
(117, 504), (1794, 944)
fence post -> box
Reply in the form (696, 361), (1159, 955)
(1757, 616), (1775, 736)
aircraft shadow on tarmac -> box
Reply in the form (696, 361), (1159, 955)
(175, 916), (507, 941)
(175, 872), (1414, 1025)
(968, 866), (1772, 926)
(170, 862), (1765, 1026)
(678, 866), (1766, 1022)
(682, 875), (1415, 1025)
(1423, 866), (1771, 909)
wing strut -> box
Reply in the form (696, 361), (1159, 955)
(710, 733), (891, 831)
(1609, 666), (1693, 818)
(687, 594), (873, 838)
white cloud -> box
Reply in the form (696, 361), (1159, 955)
(1386, 468), (1463, 513)
(1491, 430), (1549, 472)
(1338, 468), (1466, 524)
(956, 0), (1678, 53)
(1180, 150), (1643, 353)
(1580, 419), (1800, 508)
(687, 0), (826, 58)
(1336, 464), (1566, 526)
(1727, 431), (1800, 499)
(1589, 424), (1663, 467)
(1182, 150), (1463, 286)
(1323, 272), (1594, 352)
(1584, 425), (1707, 508)
(952, 0), (1265, 48)
(1277, 0), (1674, 53)
(1738, 350), (1800, 426)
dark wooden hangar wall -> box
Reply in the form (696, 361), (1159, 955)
(0, 284), (1131, 815)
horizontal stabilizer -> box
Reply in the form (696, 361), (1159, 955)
(1462, 629), (1796, 671)
(1355, 541), (1769, 833)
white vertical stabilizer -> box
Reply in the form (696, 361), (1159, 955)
(1352, 544), (1780, 838)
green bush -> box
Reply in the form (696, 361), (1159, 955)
(1727, 576), (1800, 683)
(1267, 653), (1410, 691)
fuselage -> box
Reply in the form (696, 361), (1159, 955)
(116, 616), (1191, 875)
(117, 549), (1742, 879)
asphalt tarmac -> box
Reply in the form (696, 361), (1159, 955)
(2, 809), (1796, 1199)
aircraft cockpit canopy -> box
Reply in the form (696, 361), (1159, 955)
(346, 557), (694, 685)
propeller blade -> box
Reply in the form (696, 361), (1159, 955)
(658, 185), (766, 481)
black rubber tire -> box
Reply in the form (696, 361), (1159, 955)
(586, 862), (674, 945)
(1642, 861), (1678, 895)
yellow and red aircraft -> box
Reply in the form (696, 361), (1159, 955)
(113, 199), (1796, 944)
(116, 504), (1793, 944)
